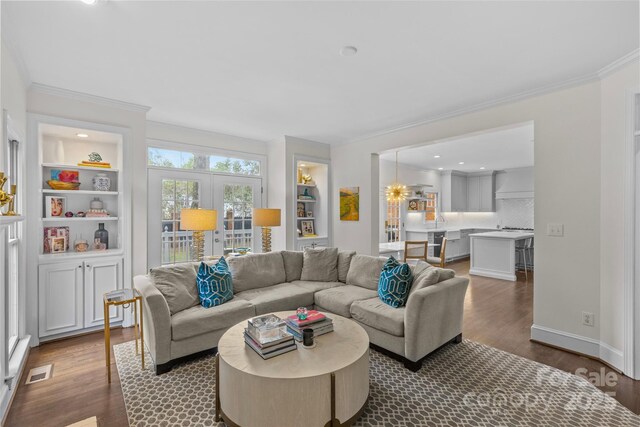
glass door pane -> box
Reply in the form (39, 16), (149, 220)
(213, 176), (262, 255)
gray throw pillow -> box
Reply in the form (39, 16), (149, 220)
(282, 251), (303, 282)
(150, 263), (199, 315)
(300, 247), (339, 282)
(346, 254), (387, 290)
(408, 267), (440, 296)
(337, 250), (356, 283)
(411, 260), (432, 281)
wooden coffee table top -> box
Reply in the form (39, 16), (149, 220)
(218, 311), (369, 379)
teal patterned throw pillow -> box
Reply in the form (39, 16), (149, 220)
(378, 256), (414, 308)
(197, 258), (233, 308)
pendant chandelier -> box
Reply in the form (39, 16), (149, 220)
(385, 152), (409, 202)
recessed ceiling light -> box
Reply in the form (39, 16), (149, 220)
(434, 155), (441, 158)
(81, 0), (97, 4)
(480, 167), (486, 170)
(76, 133), (89, 138)
(300, 163), (306, 167)
(458, 161), (465, 165)
(438, 167), (444, 170)
(339, 46), (358, 56)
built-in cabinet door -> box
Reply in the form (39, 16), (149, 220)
(451, 174), (468, 212)
(38, 262), (84, 337)
(467, 176), (480, 211)
(479, 175), (495, 212)
(446, 239), (460, 260)
(84, 257), (124, 328)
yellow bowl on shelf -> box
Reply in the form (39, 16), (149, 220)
(47, 180), (80, 190)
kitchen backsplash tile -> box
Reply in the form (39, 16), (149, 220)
(437, 198), (534, 229)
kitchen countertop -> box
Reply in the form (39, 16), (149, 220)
(469, 231), (534, 240)
(379, 241), (440, 252)
(405, 227), (498, 234)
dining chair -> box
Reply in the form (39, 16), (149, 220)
(404, 241), (428, 263)
(427, 237), (447, 268)
(515, 237), (533, 280)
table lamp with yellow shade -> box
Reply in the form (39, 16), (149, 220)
(180, 208), (217, 261)
(253, 208), (281, 253)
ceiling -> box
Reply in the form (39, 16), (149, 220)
(40, 123), (122, 144)
(379, 123), (534, 172)
(3, 1), (638, 144)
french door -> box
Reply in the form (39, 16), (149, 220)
(147, 169), (262, 268)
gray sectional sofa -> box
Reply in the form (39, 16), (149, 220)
(134, 249), (469, 374)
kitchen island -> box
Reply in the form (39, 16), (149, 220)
(469, 231), (534, 281)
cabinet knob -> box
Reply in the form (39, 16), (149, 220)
(78, 265), (82, 268)
(86, 264), (91, 268)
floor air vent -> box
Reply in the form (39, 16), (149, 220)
(25, 364), (53, 385)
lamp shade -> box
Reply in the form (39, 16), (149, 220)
(253, 208), (281, 227)
(180, 208), (217, 231)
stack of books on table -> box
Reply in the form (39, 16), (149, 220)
(244, 314), (297, 359)
(284, 310), (334, 342)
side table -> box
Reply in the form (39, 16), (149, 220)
(103, 288), (144, 383)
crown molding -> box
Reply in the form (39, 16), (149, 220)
(347, 49), (640, 145)
(598, 49), (640, 79)
(29, 83), (151, 114)
(347, 72), (598, 144)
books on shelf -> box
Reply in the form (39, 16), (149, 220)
(78, 160), (112, 168)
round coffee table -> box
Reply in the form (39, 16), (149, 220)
(216, 311), (369, 427)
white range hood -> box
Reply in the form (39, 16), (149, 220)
(495, 167), (534, 199)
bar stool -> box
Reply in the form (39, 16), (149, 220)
(404, 241), (428, 263)
(427, 237), (447, 268)
(515, 237), (533, 280)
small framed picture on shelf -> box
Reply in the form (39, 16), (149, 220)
(306, 211), (313, 217)
(300, 220), (315, 236)
(45, 196), (66, 218)
(43, 226), (70, 253)
(49, 236), (67, 254)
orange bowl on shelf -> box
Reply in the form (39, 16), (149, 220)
(47, 180), (80, 190)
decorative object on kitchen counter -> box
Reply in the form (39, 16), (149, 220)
(94, 223), (109, 249)
(92, 172), (111, 191)
(47, 169), (80, 190)
(339, 187), (359, 221)
(45, 196), (66, 218)
(385, 152), (409, 202)
(79, 152), (112, 169)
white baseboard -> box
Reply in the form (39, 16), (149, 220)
(531, 324), (624, 372)
(469, 268), (516, 281)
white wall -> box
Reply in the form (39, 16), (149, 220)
(0, 39), (28, 424)
(599, 61), (639, 363)
(333, 79), (603, 348)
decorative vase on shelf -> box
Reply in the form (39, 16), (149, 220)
(92, 173), (111, 191)
(94, 223), (109, 249)
(90, 197), (103, 210)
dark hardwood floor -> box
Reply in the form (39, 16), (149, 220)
(6, 259), (640, 426)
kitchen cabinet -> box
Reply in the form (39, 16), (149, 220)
(39, 256), (123, 338)
(446, 239), (460, 261)
(441, 171), (468, 212)
(466, 172), (496, 212)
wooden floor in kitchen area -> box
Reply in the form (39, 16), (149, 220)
(5, 259), (640, 426)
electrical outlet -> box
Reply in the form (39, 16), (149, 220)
(582, 311), (595, 327)
(547, 223), (564, 237)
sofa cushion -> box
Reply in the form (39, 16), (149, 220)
(291, 280), (344, 293)
(411, 260), (432, 280)
(150, 263), (199, 315)
(228, 252), (286, 293)
(171, 298), (255, 341)
(235, 283), (315, 315)
(282, 251), (303, 282)
(346, 255), (386, 290)
(437, 268), (456, 282)
(196, 258), (233, 308)
(408, 267), (440, 296)
(378, 257), (413, 308)
(300, 247), (339, 282)
(337, 250), (356, 283)
(426, 256), (442, 266)
(350, 297), (405, 337)
(314, 285), (378, 318)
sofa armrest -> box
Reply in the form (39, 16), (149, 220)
(404, 277), (469, 362)
(134, 274), (172, 366)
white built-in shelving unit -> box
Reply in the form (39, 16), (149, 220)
(294, 158), (330, 250)
(27, 115), (131, 342)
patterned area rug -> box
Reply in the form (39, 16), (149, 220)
(114, 340), (639, 426)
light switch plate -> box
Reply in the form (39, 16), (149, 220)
(547, 223), (564, 237)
